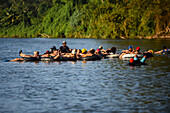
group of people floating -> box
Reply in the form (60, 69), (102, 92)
(4, 41), (169, 66)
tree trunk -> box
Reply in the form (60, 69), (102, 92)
(155, 0), (161, 35)
(155, 14), (161, 35)
(123, 18), (128, 37)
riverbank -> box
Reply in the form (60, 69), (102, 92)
(1, 1), (169, 41)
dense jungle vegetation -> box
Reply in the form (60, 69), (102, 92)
(0, 0), (169, 39)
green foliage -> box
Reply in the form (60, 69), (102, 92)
(0, 0), (169, 38)
(40, 1), (74, 37)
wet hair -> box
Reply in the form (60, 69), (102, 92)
(49, 48), (54, 53)
(37, 51), (39, 55)
(90, 49), (95, 54)
(110, 47), (116, 54)
(106, 50), (111, 53)
(78, 49), (82, 53)
(74, 49), (77, 53)
(34, 51), (39, 55)
(52, 46), (57, 50)
(163, 46), (166, 49)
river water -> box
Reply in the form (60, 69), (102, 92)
(0, 38), (170, 113)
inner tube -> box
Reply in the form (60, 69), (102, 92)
(81, 55), (101, 61)
(143, 53), (153, 58)
(24, 57), (40, 62)
(59, 57), (77, 61)
(122, 54), (143, 59)
(128, 62), (147, 66)
(105, 54), (120, 58)
(161, 51), (170, 54)
(41, 57), (54, 61)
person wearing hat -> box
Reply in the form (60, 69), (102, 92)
(128, 55), (147, 66)
(95, 49), (101, 55)
(122, 46), (134, 53)
(154, 46), (170, 54)
(79, 48), (89, 56)
(45, 50), (50, 54)
(134, 47), (142, 54)
(119, 46), (134, 59)
(129, 58), (135, 66)
(99, 46), (106, 53)
(41, 50), (51, 57)
(81, 48), (87, 54)
(143, 50), (154, 58)
(99, 46), (103, 50)
(80, 48), (96, 58)
(121, 46), (135, 54)
(59, 41), (70, 53)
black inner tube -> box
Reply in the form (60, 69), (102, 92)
(24, 57), (40, 61)
(81, 55), (101, 61)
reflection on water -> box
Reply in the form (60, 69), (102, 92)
(0, 38), (170, 113)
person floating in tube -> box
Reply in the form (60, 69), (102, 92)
(128, 55), (147, 66)
(154, 46), (170, 54)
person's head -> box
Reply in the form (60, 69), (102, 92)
(77, 49), (82, 53)
(88, 48), (93, 53)
(49, 48), (54, 53)
(72, 49), (77, 55)
(45, 50), (49, 54)
(82, 48), (87, 54)
(62, 41), (67, 47)
(34, 51), (39, 56)
(163, 46), (166, 49)
(99, 46), (103, 50)
(53, 50), (58, 54)
(52, 46), (57, 51)
(106, 50), (111, 53)
(129, 58), (134, 64)
(128, 46), (133, 52)
(90, 49), (95, 54)
(148, 50), (154, 54)
(110, 47), (116, 54)
(96, 49), (101, 54)
(136, 47), (140, 52)
(70, 49), (72, 52)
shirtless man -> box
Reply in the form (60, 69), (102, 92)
(7, 51), (40, 62)
(119, 46), (134, 59)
